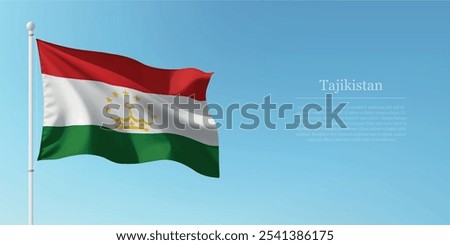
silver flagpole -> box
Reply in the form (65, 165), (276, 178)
(26, 21), (35, 225)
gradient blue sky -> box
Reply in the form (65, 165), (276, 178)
(1, 1), (449, 224)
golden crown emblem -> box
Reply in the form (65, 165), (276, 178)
(104, 90), (157, 132)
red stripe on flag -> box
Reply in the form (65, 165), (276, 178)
(37, 39), (212, 101)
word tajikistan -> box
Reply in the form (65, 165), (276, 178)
(320, 79), (383, 94)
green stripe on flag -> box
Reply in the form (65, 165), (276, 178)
(38, 125), (220, 177)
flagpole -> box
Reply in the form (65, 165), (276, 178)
(27, 21), (35, 225)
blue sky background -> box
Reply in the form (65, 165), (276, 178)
(1, 1), (449, 224)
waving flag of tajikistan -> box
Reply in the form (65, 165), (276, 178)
(36, 40), (219, 177)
